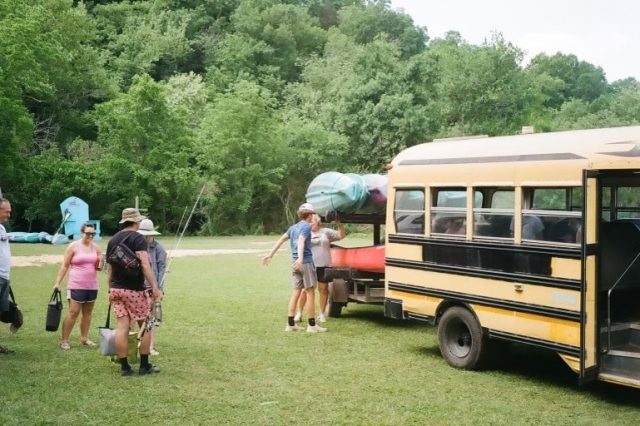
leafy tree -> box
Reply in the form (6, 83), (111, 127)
(196, 81), (288, 233)
(206, 1), (327, 92)
(18, 151), (95, 231)
(0, 0), (113, 153)
(337, 0), (427, 57)
(164, 72), (209, 127)
(306, 0), (362, 29)
(426, 32), (532, 137)
(92, 1), (193, 87)
(92, 74), (198, 233)
(526, 52), (608, 109)
(289, 31), (432, 168)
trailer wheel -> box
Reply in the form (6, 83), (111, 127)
(328, 302), (344, 318)
(437, 306), (490, 370)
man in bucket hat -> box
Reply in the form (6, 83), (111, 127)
(262, 203), (327, 333)
(106, 208), (163, 376)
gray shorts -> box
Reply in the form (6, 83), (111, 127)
(291, 263), (317, 289)
(0, 277), (9, 313)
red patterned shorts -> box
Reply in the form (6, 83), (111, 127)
(108, 288), (151, 321)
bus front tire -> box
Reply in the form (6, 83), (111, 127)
(437, 306), (490, 370)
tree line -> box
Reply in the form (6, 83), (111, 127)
(1, 0), (639, 235)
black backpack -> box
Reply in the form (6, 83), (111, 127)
(107, 232), (141, 276)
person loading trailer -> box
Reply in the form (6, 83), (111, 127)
(262, 203), (327, 333)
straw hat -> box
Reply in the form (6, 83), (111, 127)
(119, 208), (146, 224)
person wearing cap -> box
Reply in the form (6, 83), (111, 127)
(137, 218), (167, 356)
(106, 208), (163, 376)
(0, 197), (14, 354)
(262, 202), (327, 333)
(53, 223), (102, 350)
(294, 214), (346, 323)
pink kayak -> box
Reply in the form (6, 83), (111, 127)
(330, 245), (385, 273)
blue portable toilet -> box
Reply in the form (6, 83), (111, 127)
(59, 196), (101, 240)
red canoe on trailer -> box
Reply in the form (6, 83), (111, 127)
(330, 245), (385, 273)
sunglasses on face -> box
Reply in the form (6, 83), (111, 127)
(84, 232), (96, 236)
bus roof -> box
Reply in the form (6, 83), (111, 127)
(392, 126), (640, 169)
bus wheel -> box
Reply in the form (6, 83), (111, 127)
(437, 306), (489, 370)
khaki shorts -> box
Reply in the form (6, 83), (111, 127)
(291, 263), (317, 289)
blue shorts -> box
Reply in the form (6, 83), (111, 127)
(67, 289), (98, 303)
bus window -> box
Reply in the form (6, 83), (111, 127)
(473, 188), (514, 239)
(394, 189), (425, 234)
(616, 187), (640, 219)
(523, 187), (582, 244)
(432, 188), (473, 237)
(602, 187), (611, 221)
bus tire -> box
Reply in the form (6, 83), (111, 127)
(437, 306), (490, 370)
(328, 302), (343, 318)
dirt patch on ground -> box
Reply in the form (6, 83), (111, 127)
(11, 249), (266, 268)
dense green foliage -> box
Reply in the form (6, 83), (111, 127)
(1, 0), (639, 234)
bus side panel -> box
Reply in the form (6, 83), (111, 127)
(580, 175), (599, 381)
(386, 266), (582, 313)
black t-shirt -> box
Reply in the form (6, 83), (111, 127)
(107, 230), (148, 291)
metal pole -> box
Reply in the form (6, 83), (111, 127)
(162, 184), (206, 288)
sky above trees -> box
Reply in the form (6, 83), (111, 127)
(390, 0), (640, 82)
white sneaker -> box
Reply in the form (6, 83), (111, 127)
(306, 325), (327, 333)
(293, 312), (302, 322)
(285, 325), (300, 332)
(317, 314), (326, 323)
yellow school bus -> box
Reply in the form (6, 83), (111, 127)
(384, 126), (640, 388)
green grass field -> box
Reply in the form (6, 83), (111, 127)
(2, 237), (640, 425)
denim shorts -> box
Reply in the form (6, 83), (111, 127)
(67, 289), (98, 303)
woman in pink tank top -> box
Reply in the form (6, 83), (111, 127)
(53, 223), (102, 350)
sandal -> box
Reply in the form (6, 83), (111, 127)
(0, 345), (15, 354)
(80, 339), (97, 348)
(59, 341), (71, 351)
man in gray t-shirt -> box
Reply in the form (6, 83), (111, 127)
(0, 197), (14, 354)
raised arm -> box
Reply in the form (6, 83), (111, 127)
(262, 233), (289, 266)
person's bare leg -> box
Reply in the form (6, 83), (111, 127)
(115, 315), (131, 358)
(150, 329), (157, 353)
(61, 300), (81, 347)
(139, 325), (152, 355)
(304, 287), (316, 319)
(318, 282), (329, 315)
(79, 301), (95, 343)
(288, 288), (302, 316)
(296, 291), (306, 319)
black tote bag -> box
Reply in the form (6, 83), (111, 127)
(45, 289), (63, 332)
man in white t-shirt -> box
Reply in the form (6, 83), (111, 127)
(0, 197), (14, 354)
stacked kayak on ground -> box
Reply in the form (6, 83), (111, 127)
(305, 172), (388, 217)
(8, 232), (69, 245)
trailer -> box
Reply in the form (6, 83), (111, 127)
(323, 213), (386, 317)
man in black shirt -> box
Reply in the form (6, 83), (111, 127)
(107, 208), (163, 376)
